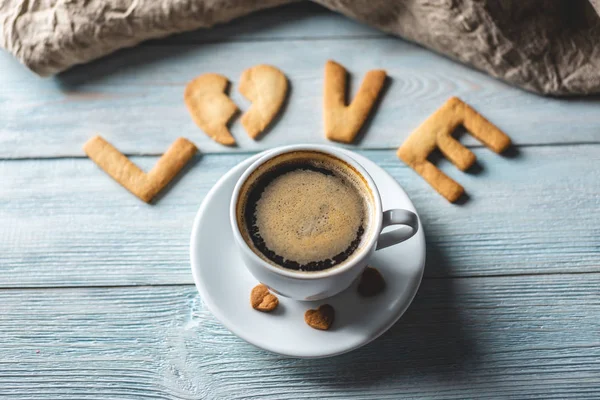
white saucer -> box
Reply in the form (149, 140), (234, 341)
(190, 149), (426, 358)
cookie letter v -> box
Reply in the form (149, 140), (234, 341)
(323, 60), (386, 143)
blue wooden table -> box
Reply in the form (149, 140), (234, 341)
(1, 4), (599, 399)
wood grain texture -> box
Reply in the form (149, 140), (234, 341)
(1, 146), (598, 288)
(1, 37), (599, 158)
(0, 274), (599, 399)
(1, 4), (599, 397)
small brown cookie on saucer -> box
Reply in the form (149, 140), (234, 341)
(358, 266), (386, 297)
(250, 284), (279, 312)
(304, 304), (335, 330)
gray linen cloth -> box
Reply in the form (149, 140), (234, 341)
(1, 0), (599, 96)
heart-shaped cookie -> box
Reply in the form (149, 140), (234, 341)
(304, 304), (335, 330)
(357, 266), (386, 297)
(250, 284), (279, 312)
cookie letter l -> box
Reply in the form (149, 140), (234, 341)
(397, 97), (511, 202)
(323, 60), (386, 144)
(83, 136), (197, 203)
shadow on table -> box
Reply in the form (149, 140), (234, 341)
(295, 239), (480, 388)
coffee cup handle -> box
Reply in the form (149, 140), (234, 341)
(376, 209), (419, 250)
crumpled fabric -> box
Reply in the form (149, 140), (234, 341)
(0, 0), (291, 76)
(1, 0), (599, 96)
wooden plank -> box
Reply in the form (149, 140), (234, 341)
(0, 274), (599, 398)
(0, 146), (598, 288)
(1, 37), (599, 158)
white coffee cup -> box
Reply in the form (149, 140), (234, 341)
(230, 144), (418, 301)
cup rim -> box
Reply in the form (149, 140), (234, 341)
(229, 144), (383, 280)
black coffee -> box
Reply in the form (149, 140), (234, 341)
(237, 151), (372, 272)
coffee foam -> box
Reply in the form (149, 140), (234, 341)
(237, 151), (374, 272)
